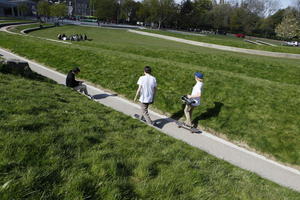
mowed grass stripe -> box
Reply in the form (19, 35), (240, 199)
(0, 72), (299, 199)
(30, 25), (300, 86)
(141, 29), (300, 55)
(0, 26), (299, 166)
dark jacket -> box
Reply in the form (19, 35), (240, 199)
(66, 71), (80, 87)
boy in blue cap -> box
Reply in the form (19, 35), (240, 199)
(184, 72), (204, 127)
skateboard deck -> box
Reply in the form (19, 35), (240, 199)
(175, 121), (201, 133)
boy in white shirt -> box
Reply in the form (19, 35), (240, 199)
(134, 66), (157, 125)
(184, 72), (204, 127)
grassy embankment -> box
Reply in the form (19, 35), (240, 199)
(0, 25), (299, 166)
(0, 20), (34, 24)
(141, 29), (300, 54)
(0, 65), (300, 199)
(9, 23), (53, 34)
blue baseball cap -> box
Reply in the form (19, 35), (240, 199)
(194, 72), (204, 79)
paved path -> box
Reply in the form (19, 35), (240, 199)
(129, 30), (300, 60)
(0, 48), (299, 192)
(0, 24), (71, 45)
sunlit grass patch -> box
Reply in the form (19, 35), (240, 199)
(0, 71), (299, 199)
(0, 25), (299, 166)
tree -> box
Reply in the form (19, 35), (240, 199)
(179, 0), (194, 29)
(37, 1), (50, 20)
(257, 8), (285, 38)
(142, 0), (176, 29)
(50, 3), (67, 20)
(119, 0), (138, 23)
(18, 3), (29, 18)
(208, 3), (233, 31)
(241, 0), (279, 17)
(192, 0), (213, 28)
(292, 0), (300, 18)
(95, 0), (118, 22)
(275, 13), (300, 39)
(89, 0), (97, 16)
(229, 7), (248, 33)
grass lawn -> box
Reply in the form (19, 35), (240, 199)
(141, 29), (300, 55)
(0, 68), (299, 199)
(0, 20), (34, 24)
(9, 23), (53, 34)
(0, 25), (299, 167)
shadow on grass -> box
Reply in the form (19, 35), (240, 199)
(92, 93), (118, 100)
(156, 102), (223, 129)
(193, 102), (224, 127)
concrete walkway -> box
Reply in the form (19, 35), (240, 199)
(129, 30), (300, 60)
(0, 24), (71, 45)
(0, 48), (299, 192)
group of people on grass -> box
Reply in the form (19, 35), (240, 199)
(66, 66), (204, 128)
(57, 33), (88, 41)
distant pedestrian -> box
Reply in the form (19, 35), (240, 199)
(66, 67), (92, 98)
(134, 66), (157, 125)
(184, 72), (204, 127)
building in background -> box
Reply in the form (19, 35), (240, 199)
(0, 0), (36, 17)
(49, 0), (89, 16)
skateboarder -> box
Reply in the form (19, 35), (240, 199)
(184, 72), (204, 127)
(66, 67), (92, 98)
(134, 66), (157, 125)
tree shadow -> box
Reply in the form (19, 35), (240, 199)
(193, 102), (224, 127)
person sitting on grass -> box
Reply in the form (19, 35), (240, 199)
(184, 72), (204, 127)
(66, 67), (92, 98)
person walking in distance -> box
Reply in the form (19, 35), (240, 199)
(66, 67), (92, 98)
(184, 72), (204, 127)
(134, 66), (157, 125)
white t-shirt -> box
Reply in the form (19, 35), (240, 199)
(137, 74), (157, 103)
(191, 81), (203, 106)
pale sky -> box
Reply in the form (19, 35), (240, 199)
(280, 0), (294, 8)
(135, 0), (295, 9)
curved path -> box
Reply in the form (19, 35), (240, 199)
(0, 23), (71, 45)
(129, 30), (300, 59)
(0, 48), (299, 192)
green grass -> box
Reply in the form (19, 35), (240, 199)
(0, 69), (299, 199)
(0, 20), (34, 24)
(9, 23), (52, 34)
(0, 25), (299, 166)
(141, 29), (300, 54)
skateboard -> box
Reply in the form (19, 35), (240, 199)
(175, 121), (201, 134)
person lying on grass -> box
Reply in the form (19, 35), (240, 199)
(134, 66), (157, 125)
(66, 67), (92, 98)
(184, 72), (204, 127)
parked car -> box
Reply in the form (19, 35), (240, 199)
(234, 33), (245, 38)
(284, 41), (299, 46)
